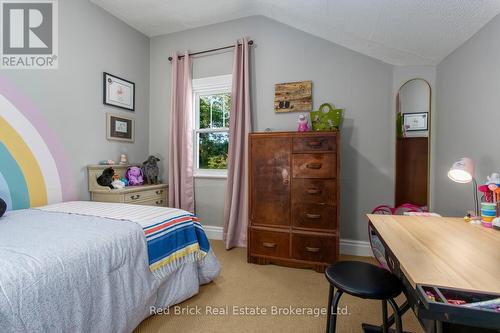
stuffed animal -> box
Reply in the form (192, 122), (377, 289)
(120, 178), (129, 186)
(111, 179), (126, 189)
(142, 155), (160, 184)
(97, 167), (115, 189)
(486, 173), (500, 185)
(0, 198), (6, 217)
(126, 166), (144, 186)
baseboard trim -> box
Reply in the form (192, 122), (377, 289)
(204, 226), (373, 257)
(204, 225), (223, 240)
(340, 239), (373, 257)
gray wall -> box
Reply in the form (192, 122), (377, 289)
(435, 14), (500, 216)
(1, 0), (150, 200)
(149, 16), (394, 242)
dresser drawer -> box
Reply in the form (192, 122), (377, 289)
(250, 229), (290, 258)
(292, 203), (336, 231)
(292, 179), (336, 205)
(124, 188), (166, 203)
(292, 153), (336, 178)
(293, 136), (336, 152)
(292, 233), (337, 263)
(134, 196), (167, 207)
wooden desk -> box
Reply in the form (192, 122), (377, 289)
(367, 214), (500, 333)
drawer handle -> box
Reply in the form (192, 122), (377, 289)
(307, 140), (322, 147)
(306, 163), (322, 169)
(262, 242), (277, 248)
(305, 247), (320, 253)
(156, 190), (163, 195)
(306, 213), (321, 219)
(306, 187), (321, 194)
(130, 194), (141, 200)
(156, 199), (163, 205)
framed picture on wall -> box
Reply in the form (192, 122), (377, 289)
(106, 113), (134, 142)
(103, 72), (135, 111)
(403, 112), (428, 131)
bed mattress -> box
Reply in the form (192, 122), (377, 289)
(0, 207), (220, 333)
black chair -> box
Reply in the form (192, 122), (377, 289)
(325, 261), (403, 333)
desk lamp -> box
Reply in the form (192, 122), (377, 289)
(448, 157), (479, 217)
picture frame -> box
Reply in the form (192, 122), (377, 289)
(106, 113), (134, 143)
(274, 80), (312, 113)
(403, 112), (428, 132)
(103, 72), (135, 111)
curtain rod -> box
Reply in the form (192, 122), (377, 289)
(168, 40), (254, 62)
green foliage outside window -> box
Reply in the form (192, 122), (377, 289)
(198, 94), (231, 169)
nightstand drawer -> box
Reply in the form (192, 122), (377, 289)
(124, 188), (165, 202)
(134, 196), (167, 207)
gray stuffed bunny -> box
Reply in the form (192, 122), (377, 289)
(142, 156), (160, 185)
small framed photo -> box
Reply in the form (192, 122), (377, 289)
(106, 113), (134, 142)
(403, 112), (428, 132)
(103, 72), (135, 111)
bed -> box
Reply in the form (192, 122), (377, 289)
(0, 201), (220, 333)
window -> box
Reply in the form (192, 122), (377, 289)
(192, 74), (232, 178)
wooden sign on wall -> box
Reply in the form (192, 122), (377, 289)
(274, 80), (312, 113)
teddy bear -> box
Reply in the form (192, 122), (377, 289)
(126, 166), (144, 186)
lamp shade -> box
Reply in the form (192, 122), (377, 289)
(448, 157), (475, 183)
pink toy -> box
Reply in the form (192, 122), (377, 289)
(478, 185), (493, 203)
(297, 114), (309, 132)
(126, 166), (144, 186)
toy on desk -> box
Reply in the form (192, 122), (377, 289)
(494, 188), (500, 203)
(480, 173), (500, 203)
(297, 114), (310, 132)
(493, 217), (500, 230)
(478, 185), (493, 203)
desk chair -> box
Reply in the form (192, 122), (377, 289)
(325, 261), (403, 333)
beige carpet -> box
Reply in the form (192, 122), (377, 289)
(135, 240), (423, 333)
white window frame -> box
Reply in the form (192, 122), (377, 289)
(192, 74), (232, 178)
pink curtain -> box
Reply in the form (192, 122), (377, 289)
(223, 38), (252, 249)
(168, 52), (195, 212)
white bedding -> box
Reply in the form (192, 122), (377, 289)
(0, 207), (220, 333)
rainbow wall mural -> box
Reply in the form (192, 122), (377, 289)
(0, 76), (74, 210)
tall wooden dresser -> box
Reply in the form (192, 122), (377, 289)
(248, 131), (340, 272)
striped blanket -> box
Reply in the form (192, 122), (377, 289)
(37, 201), (210, 278)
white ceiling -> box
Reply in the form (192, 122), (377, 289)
(90, 0), (500, 66)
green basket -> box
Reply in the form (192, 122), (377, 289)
(310, 103), (343, 131)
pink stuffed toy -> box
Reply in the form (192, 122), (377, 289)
(297, 114), (310, 132)
(126, 166), (144, 186)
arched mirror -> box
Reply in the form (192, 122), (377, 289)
(395, 79), (431, 209)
